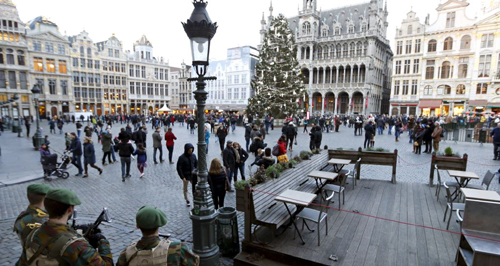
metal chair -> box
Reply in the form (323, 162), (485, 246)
(323, 171), (349, 209)
(294, 190), (334, 246)
(465, 170), (494, 190)
(443, 183), (465, 230)
(435, 165), (459, 201)
(456, 209), (464, 231)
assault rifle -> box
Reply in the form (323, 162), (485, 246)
(72, 208), (112, 238)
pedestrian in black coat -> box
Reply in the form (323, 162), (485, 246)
(208, 158), (227, 210)
(364, 121), (375, 149)
(313, 126), (322, 149)
(222, 141), (237, 191)
(176, 143), (198, 207)
(82, 137), (102, 178)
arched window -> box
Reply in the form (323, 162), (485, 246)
(444, 37), (453, 50)
(456, 84), (466, 95)
(336, 44), (341, 58)
(343, 43), (348, 57)
(417, 27), (421, 34)
(79, 46), (84, 56)
(323, 46), (328, 59)
(356, 42), (362, 55)
(424, 85), (432, 95)
(408, 25), (413, 35)
(302, 22), (311, 35)
(428, 39), (437, 52)
(441, 61), (451, 79)
(349, 43), (355, 57)
(87, 47), (92, 57)
(6, 48), (14, 64)
(460, 35), (471, 50)
(317, 46), (322, 60)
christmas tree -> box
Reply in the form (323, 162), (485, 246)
(247, 14), (307, 119)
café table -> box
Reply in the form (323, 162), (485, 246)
(460, 188), (500, 202)
(307, 170), (338, 191)
(328, 158), (351, 172)
(275, 189), (317, 245)
(447, 170), (479, 201)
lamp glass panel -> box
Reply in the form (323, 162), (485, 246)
(190, 37), (209, 63)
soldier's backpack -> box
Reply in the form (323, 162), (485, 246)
(24, 228), (85, 266)
(125, 239), (171, 265)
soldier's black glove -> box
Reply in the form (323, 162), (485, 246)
(88, 233), (107, 249)
(73, 223), (91, 234)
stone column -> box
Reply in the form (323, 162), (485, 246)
(323, 68), (326, 84)
(333, 94), (337, 115)
(321, 96), (325, 115)
(362, 96), (365, 115)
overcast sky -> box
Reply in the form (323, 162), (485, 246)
(14, 0), (484, 67)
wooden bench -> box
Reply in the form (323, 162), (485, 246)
(237, 152), (332, 243)
(328, 148), (398, 183)
(429, 152), (468, 187)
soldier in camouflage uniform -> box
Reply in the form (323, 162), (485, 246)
(19, 188), (113, 265)
(14, 184), (51, 248)
(116, 206), (200, 266)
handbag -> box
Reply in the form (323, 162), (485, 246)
(223, 167), (230, 191)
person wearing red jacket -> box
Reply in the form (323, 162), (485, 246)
(277, 135), (287, 156)
(164, 127), (177, 164)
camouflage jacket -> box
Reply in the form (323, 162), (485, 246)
(19, 221), (113, 266)
(116, 236), (199, 266)
(13, 206), (48, 246)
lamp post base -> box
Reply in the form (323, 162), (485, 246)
(190, 211), (220, 266)
(33, 132), (44, 150)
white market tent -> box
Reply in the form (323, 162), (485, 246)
(157, 105), (172, 113)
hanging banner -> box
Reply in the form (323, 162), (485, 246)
(306, 111), (310, 120)
(365, 97), (368, 108)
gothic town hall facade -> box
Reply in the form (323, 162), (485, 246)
(261, 0), (393, 115)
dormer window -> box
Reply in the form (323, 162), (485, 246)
(407, 25), (413, 35)
(446, 12), (455, 28)
(348, 25), (355, 34)
(322, 28), (328, 37)
(335, 27), (341, 35)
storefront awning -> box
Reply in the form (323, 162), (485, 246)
(419, 100), (442, 108)
(469, 100), (487, 106)
(487, 103), (500, 108)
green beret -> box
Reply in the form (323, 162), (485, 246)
(45, 188), (81, 206)
(136, 206), (167, 229)
(27, 184), (51, 195)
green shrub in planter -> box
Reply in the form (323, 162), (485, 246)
(336, 147), (344, 150)
(265, 165), (280, 178)
(312, 149), (320, 154)
(293, 156), (302, 163)
(290, 160), (298, 165)
(444, 147), (453, 156)
(274, 163), (284, 172)
(300, 151), (310, 160)
(234, 180), (251, 190)
(249, 178), (258, 186)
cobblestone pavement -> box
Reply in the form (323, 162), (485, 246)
(0, 122), (498, 265)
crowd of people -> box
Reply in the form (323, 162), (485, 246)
(8, 109), (499, 266)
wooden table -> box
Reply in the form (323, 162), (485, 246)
(448, 170), (480, 201)
(328, 158), (351, 172)
(275, 189), (317, 244)
(460, 188), (500, 202)
(307, 171), (338, 191)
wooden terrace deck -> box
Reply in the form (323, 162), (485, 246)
(236, 179), (462, 266)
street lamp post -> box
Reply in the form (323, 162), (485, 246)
(12, 94), (22, 138)
(182, 1), (219, 265)
(31, 84), (44, 150)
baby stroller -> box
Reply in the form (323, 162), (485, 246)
(41, 151), (71, 179)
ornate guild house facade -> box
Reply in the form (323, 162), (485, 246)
(261, 0), (393, 115)
(391, 0), (500, 116)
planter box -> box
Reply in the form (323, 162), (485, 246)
(429, 152), (468, 186)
